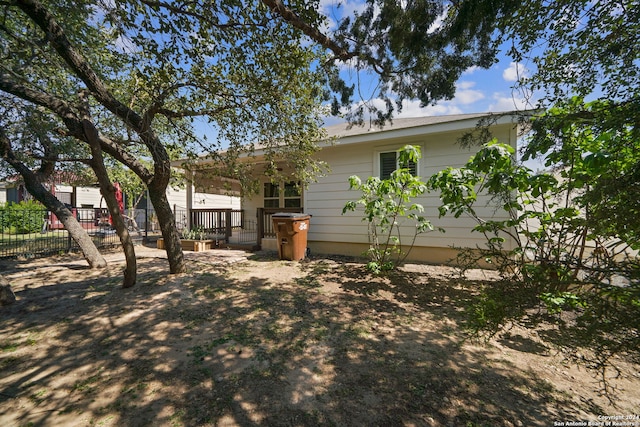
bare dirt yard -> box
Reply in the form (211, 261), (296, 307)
(1, 246), (639, 427)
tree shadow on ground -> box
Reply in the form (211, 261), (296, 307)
(0, 254), (614, 426)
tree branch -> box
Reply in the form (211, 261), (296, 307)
(137, 0), (268, 29)
(0, 72), (79, 122)
(15, 0), (146, 132)
(0, 75), (154, 183)
(260, 0), (353, 61)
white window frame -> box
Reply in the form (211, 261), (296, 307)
(375, 146), (420, 179)
(263, 180), (303, 208)
(264, 182), (280, 208)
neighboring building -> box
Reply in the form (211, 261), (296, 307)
(165, 185), (240, 212)
(0, 181), (6, 204)
(1, 176), (238, 209)
(182, 112), (526, 263)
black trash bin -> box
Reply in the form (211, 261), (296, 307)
(272, 213), (311, 261)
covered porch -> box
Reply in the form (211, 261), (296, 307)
(173, 206), (303, 251)
(178, 152), (307, 251)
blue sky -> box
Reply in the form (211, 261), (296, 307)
(323, 59), (534, 126)
(318, 0), (535, 125)
(194, 1), (536, 151)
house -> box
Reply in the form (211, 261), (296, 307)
(0, 171), (109, 208)
(1, 177), (238, 210)
(180, 112), (525, 262)
(0, 181), (7, 204)
(0, 174), (240, 234)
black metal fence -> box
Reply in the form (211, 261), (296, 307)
(1, 207), (259, 259)
(0, 207), (158, 259)
(230, 219), (257, 246)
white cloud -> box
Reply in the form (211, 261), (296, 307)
(345, 79), (485, 119)
(337, 97), (464, 121)
(114, 33), (139, 54)
(462, 66), (481, 75)
(319, 0), (369, 30)
(457, 81), (476, 90)
(503, 62), (528, 82)
(454, 81), (484, 105)
(427, 4), (449, 34)
(396, 99), (463, 117)
(487, 92), (531, 112)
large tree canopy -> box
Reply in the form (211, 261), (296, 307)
(1, 0), (522, 280)
(425, 0), (640, 369)
(0, 0), (329, 278)
(266, 0), (520, 125)
(502, 0), (639, 104)
(503, 0), (640, 252)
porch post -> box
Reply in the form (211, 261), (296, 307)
(186, 168), (193, 231)
(256, 208), (264, 248)
(225, 209), (232, 242)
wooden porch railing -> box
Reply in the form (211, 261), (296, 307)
(256, 207), (304, 241)
(190, 209), (244, 242)
(188, 208), (303, 248)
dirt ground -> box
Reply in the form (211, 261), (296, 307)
(1, 246), (639, 427)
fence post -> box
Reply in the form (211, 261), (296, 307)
(256, 208), (264, 248)
(144, 207), (148, 243)
(225, 210), (232, 242)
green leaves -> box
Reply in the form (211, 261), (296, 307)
(0, 200), (47, 234)
(267, 0), (521, 126)
(527, 98), (640, 249)
(342, 145), (434, 273)
(427, 101), (640, 373)
(539, 292), (586, 314)
(503, 0), (640, 106)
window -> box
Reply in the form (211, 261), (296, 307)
(284, 181), (301, 208)
(264, 181), (303, 208)
(379, 151), (417, 179)
(56, 192), (72, 205)
(264, 183), (279, 208)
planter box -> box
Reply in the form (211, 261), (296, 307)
(157, 238), (215, 252)
(182, 239), (215, 252)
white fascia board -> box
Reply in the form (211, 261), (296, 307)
(326, 115), (519, 148)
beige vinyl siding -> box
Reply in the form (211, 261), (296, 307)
(242, 195), (262, 220)
(75, 186), (103, 207)
(166, 187), (188, 210)
(305, 144), (372, 245)
(192, 192), (241, 209)
(305, 124), (516, 252)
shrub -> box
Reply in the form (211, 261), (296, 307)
(1, 200), (47, 234)
(343, 145), (438, 273)
(427, 104), (640, 377)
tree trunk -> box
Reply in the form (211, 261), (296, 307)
(6, 0), (186, 276)
(0, 129), (107, 268)
(1, 275), (17, 306)
(82, 119), (137, 288)
(27, 178), (107, 268)
(147, 182), (185, 274)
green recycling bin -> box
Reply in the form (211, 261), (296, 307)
(272, 213), (311, 261)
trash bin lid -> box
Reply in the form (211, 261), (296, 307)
(271, 212), (310, 219)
